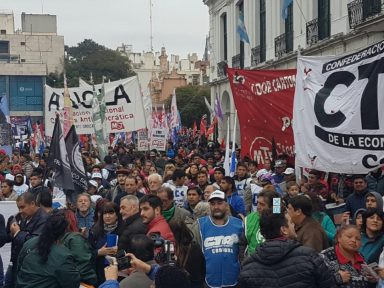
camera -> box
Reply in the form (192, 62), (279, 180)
(149, 232), (176, 266)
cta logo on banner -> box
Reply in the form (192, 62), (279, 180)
(138, 129), (149, 151)
(294, 40), (384, 173)
(227, 68), (296, 165)
(44, 76), (146, 137)
(150, 128), (167, 151)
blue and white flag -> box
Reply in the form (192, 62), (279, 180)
(237, 11), (250, 44)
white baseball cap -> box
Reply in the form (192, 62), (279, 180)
(5, 174), (15, 181)
(88, 180), (99, 189)
(91, 172), (102, 179)
(208, 190), (226, 202)
(283, 168), (295, 175)
(256, 169), (268, 179)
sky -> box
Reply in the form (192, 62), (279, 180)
(1, 0), (209, 58)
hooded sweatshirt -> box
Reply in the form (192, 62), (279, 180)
(365, 191), (384, 212)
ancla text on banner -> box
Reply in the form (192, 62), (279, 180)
(227, 68), (296, 166)
(294, 40), (384, 173)
(44, 76), (146, 137)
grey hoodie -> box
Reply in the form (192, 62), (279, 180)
(365, 191), (384, 211)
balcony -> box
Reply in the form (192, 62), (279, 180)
(348, 0), (382, 28)
(251, 46), (261, 66)
(275, 32), (293, 58)
(217, 61), (227, 78)
(0, 53), (21, 63)
(232, 54), (241, 69)
(306, 18), (319, 45)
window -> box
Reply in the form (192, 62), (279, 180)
(260, 0), (266, 62)
(285, 2), (293, 53)
(0, 30), (6, 35)
(0, 41), (9, 54)
(20, 42), (26, 46)
(318, 0), (330, 40)
(220, 13), (228, 61)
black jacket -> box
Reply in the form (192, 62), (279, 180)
(10, 208), (48, 263)
(118, 212), (147, 252)
(239, 239), (336, 288)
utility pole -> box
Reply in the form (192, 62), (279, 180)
(150, 0), (153, 52)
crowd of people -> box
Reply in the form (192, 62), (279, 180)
(0, 138), (384, 288)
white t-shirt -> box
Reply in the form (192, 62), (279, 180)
(162, 182), (187, 207)
(250, 183), (263, 212)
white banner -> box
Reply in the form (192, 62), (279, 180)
(150, 128), (167, 151)
(137, 129), (149, 151)
(44, 77), (146, 136)
(294, 40), (384, 173)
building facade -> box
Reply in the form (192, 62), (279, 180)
(117, 45), (209, 104)
(204, 0), (384, 144)
(0, 12), (64, 118)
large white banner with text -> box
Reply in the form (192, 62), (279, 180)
(44, 77), (146, 136)
(294, 40), (384, 173)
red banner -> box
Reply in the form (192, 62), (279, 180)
(227, 68), (296, 166)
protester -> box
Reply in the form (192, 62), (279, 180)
(139, 194), (175, 241)
(169, 221), (205, 288)
(157, 186), (190, 225)
(107, 168), (129, 202)
(119, 235), (156, 288)
(15, 211), (81, 288)
(61, 209), (97, 287)
(184, 185), (202, 214)
(239, 209), (335, 288)
(6, 192), (48, 287)
(0, 213), (7, 288)
(243, 189), (280, 256)
(0, 180), (17, 201)
(220, 176), (246, 217)
(321, 225), (372, 287)
(346, 176), (369, 216)
(360, 208), (384, 264)
(75, 193), (94, 236)
(147, 173), (163, 194)
(287, 195), (329, 252)
(89, 201), (121, 285)
(194, 190), (243, 288)
(118, 195), (147, 252)
(233, 162), (252, 198)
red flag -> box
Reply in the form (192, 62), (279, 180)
(200, 114), (207, 136)
(227, 68), (296, 164)
(193, 121), (197, 137)
(206, 117), (217, 138)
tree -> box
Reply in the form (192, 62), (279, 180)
(46, 39), (135, 87)
(166, 85), (211, 128)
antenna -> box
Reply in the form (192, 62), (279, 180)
(150, 0), (153, 52)
(41, 0), (44, 13)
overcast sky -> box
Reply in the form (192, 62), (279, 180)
(1, 0), (209, 58)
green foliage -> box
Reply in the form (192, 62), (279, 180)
(46, 39), (135, 87)
(166, 85), (211, 127)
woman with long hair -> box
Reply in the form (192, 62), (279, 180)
(169, 221), (205, 288)
(89, 201), (122, 285)
(16, 211), (80, 288)
(61, 209), (97, 287)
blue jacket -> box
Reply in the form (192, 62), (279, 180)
(198, 215), (243, 288)
(345, 190), (368, 216)
(76, 208), (95, 233)
(227, 192), (246, 215)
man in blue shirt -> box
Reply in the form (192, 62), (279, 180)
(196, 190), (244, 288)
(346, 175), (369, 216)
